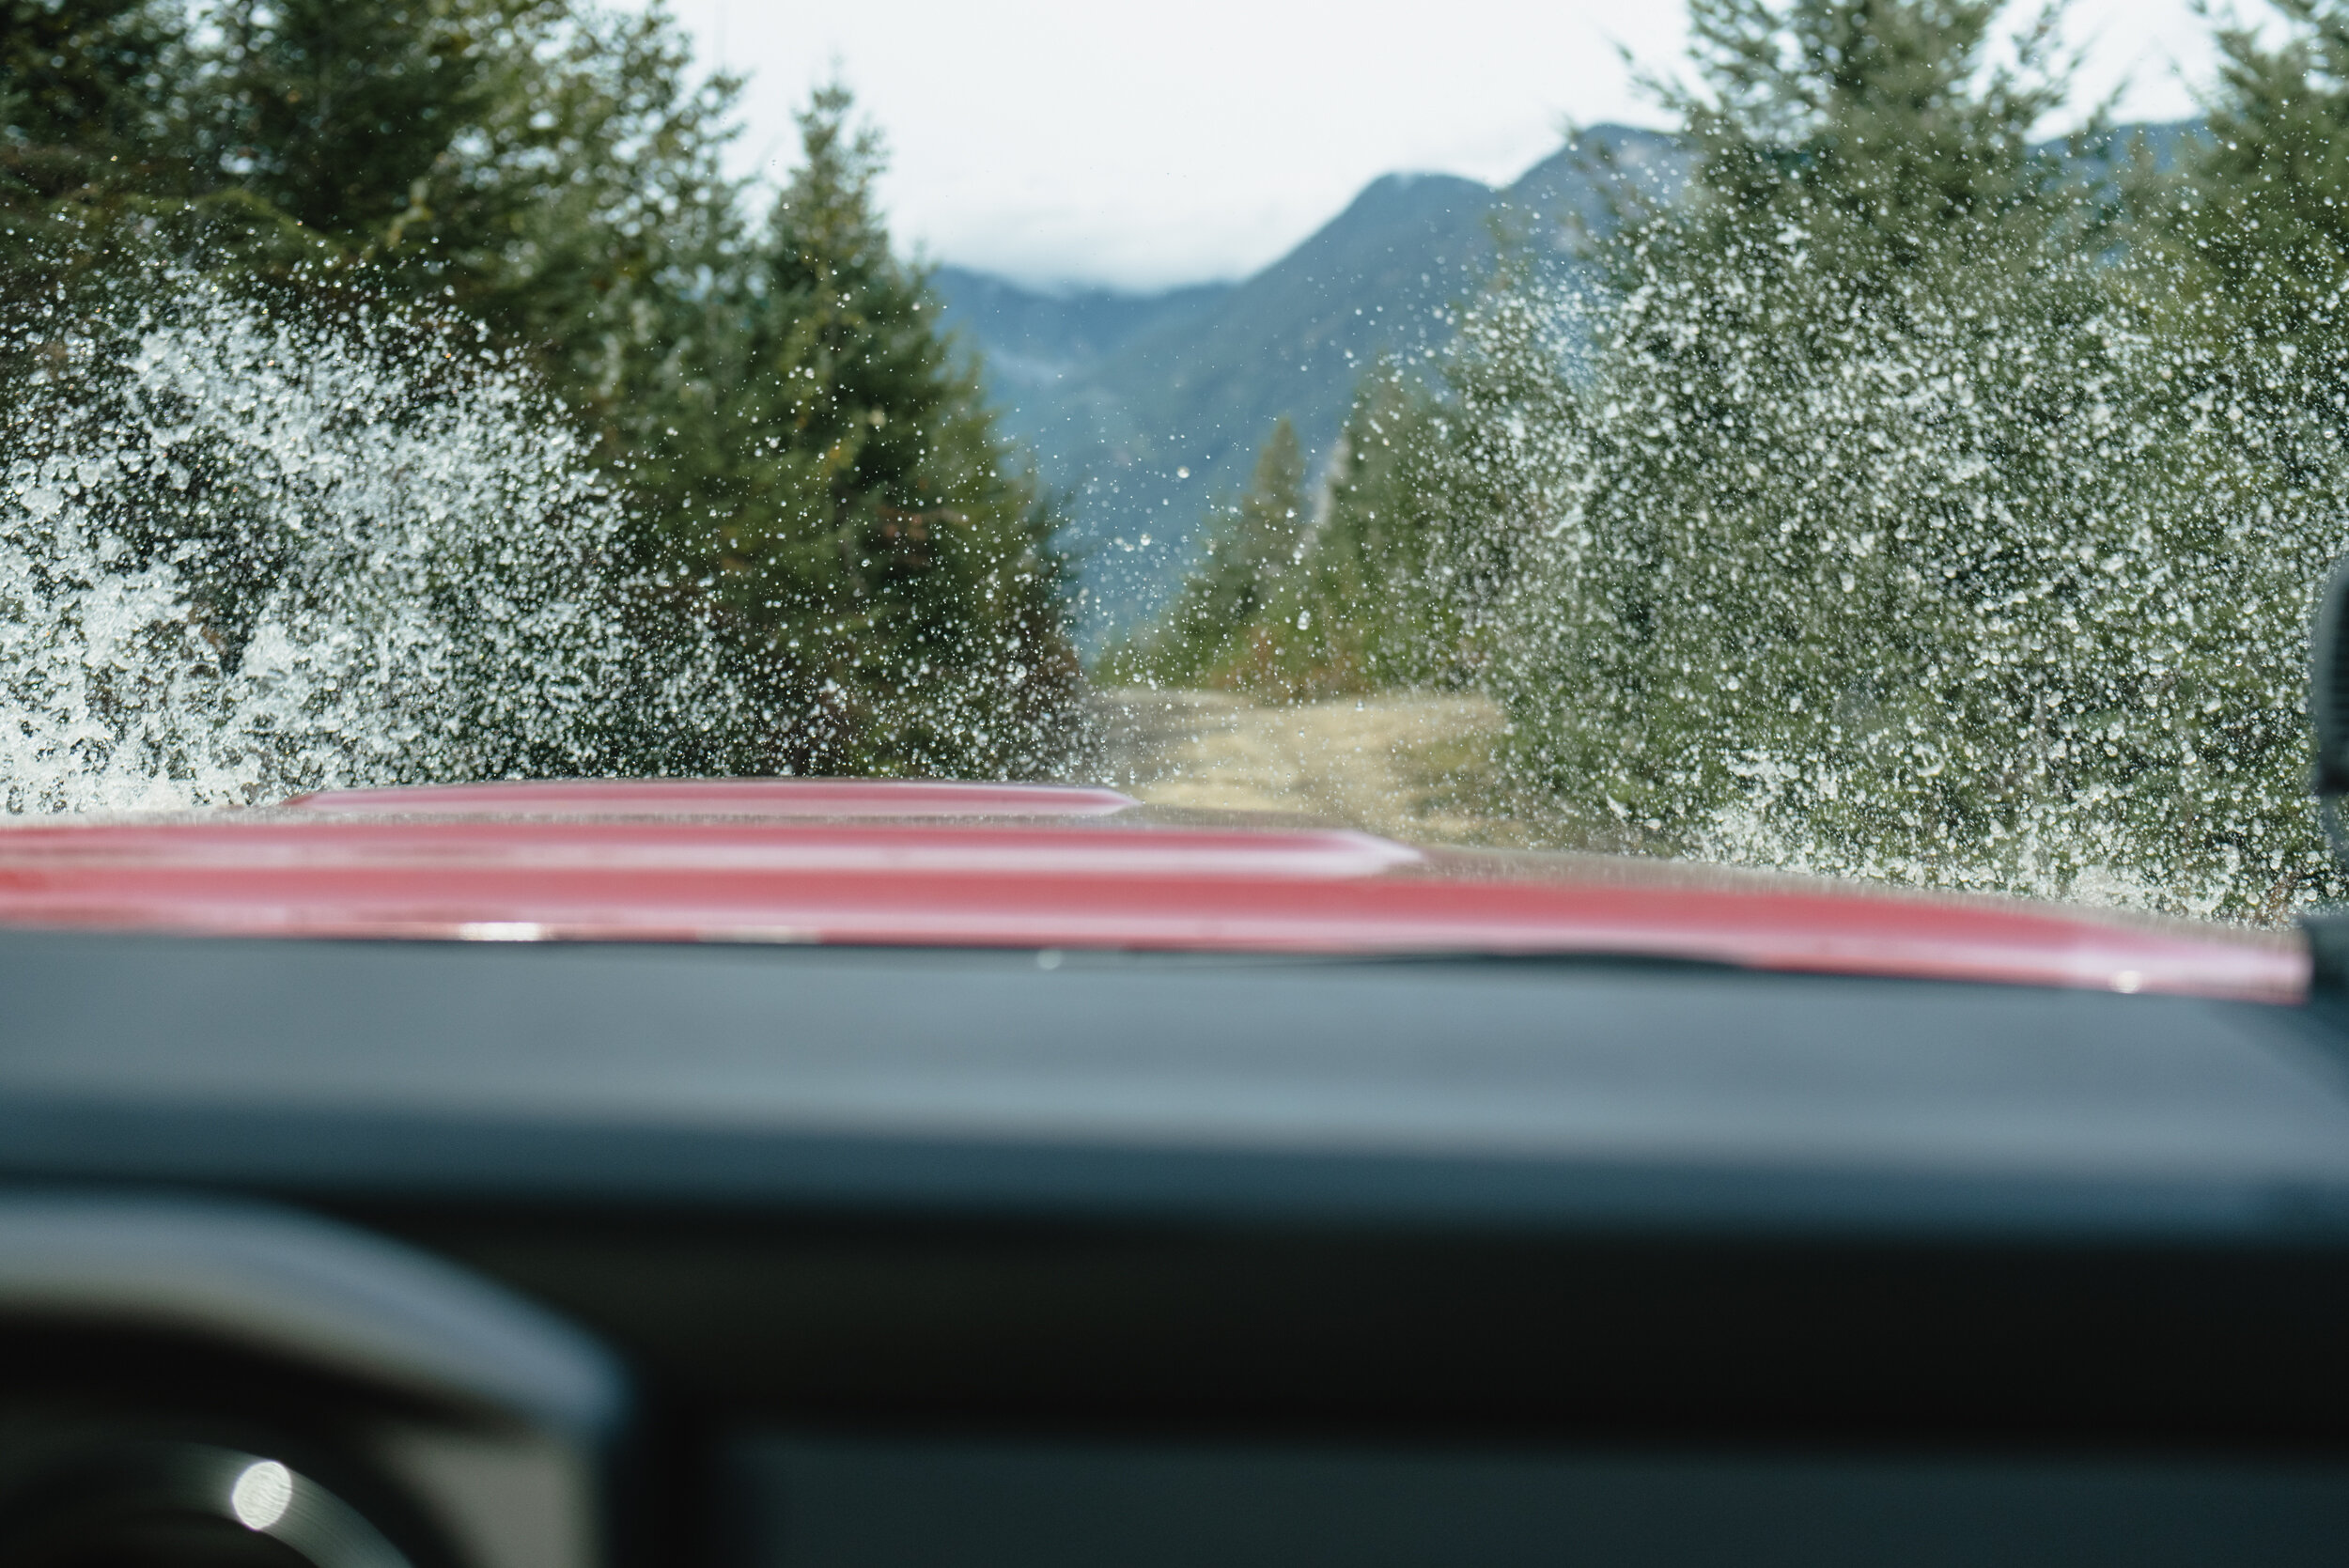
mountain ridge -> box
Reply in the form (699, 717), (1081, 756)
(937, 121), (2184, 642)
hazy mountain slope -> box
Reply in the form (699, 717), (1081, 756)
(934, 127), (1688, 638)
(934, 168), (1506, 631)
(938, 122), (2181, 643)
(1069, 170), (1497, 610)
(931, 269), (1230, 399)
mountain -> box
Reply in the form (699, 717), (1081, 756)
(937, 121), (2182, 644)
(934, 126), (1683, 640)
(929, 272), (1233, 399)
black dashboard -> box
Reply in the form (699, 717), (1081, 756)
(3, 931), (2348, 1565)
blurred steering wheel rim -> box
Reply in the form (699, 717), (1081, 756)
(0, 1437), (415, 1568)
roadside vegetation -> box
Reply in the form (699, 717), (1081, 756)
(15, 0), (2349, 919)
(0, 0), (1077, 780)
(1126, 0), (2349, 922)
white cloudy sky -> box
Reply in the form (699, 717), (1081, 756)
(654, 0), (2221, 292)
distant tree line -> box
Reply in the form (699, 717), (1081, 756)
(0, 0), (1078, 780)
(1127, 0), (2349, 921)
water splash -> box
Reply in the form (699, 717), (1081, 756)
(1427, 254), (2349, 923)
(0, 270), (718, 813)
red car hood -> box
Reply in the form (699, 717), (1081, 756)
(0, 778), (2305, 1004)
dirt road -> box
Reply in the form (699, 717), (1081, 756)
(1083, 688), (1528, 846)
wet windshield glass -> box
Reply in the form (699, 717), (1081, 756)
(0, 0), (2323, 924)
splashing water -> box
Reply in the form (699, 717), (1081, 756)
(0, 272), (715, 813)
(1268, 213), (2349, 921)
(1421, 253), (2349, 923)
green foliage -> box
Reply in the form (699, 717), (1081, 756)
(1, 1), (178, 183)
(1199, 0), (2349, 919)
(1248, 345), (1556, 700)
(0, 272), (701, 805)
(635, 85), (1078, 773)
(1487, 0), (2347, 917)
(1103, 417), (1309, 690)
(0, 5), (1076, 779)
(1665, 0), (2078, 255)
(2158, 1), (2349, 347)
(1268, 374), (1464, 693)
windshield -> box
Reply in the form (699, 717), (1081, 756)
(0, 0), (2324, 925)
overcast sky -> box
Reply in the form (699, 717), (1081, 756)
(654, 0), (2222, 293)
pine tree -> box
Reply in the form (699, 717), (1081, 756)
(2148, 2), (2349, 501)
(1300, 0), (2346, 916)
(199, 0), (510, 240)
(2, 11), (1078, 781)
(1273, 354), (1540, 698)
(5, 2), (744, 741)
(635, 85), (1078, 775)
(1501, 0), (2104, 855)
(0, 1), (178, 182)
(185, 1), (743, 411)
(1110, 417), (1307, 689)
(2162, 2), (2349, 352)
(1260, 374), (1450, 694)
(0, 0), (184, 269)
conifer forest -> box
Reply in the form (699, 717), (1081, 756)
(13, 0), (2349, 921)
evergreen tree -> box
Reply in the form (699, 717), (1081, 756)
(0, 1), (178, 195)
(0, 8), (1079, 781)
(198, 0), (514, 241)
(2148, 2), (2349, 505)
(1255, 375), (1450, 694)
(1261, 358), (1527, 698)
(1269, 0), (2345, 916)
(1503, 0), (2097, 851)
(1108, 417), (1307, 689)
(4, 1), (752, 766)
(640, 85), (1077, 774)
(0, 0), (188, 277)
(180, 1), (742, 427)
(2161, 1), (2349, 354)
(1511, 0), (2343, 913)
